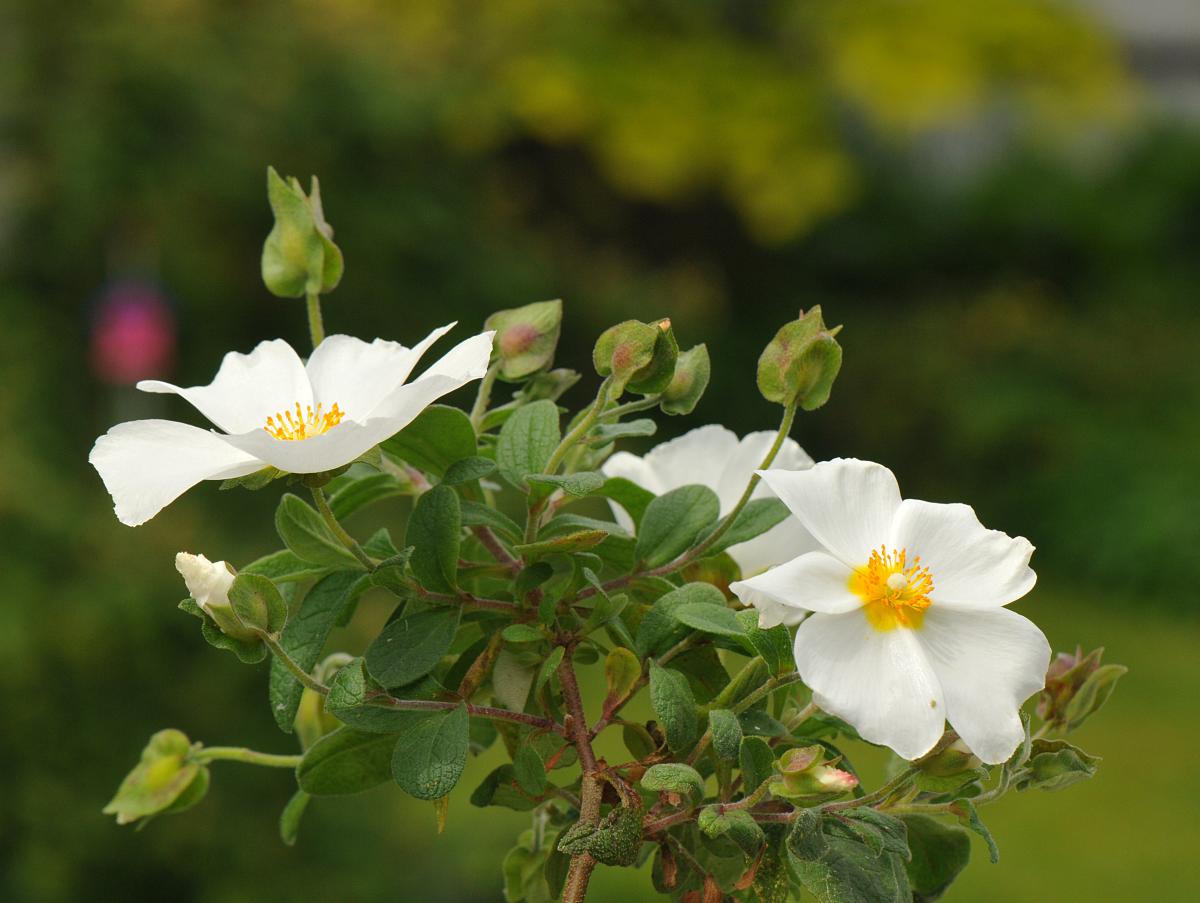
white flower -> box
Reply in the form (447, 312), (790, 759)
(90, 325), (494, 526)
(730, 458), (1050, 764)
(601, 425), (819, 626)
(175, 552), (235, 617)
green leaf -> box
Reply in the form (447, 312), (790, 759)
(734, 610), (793, 675)
(296, 728), (398, 796)
(406, 484), (461, 592)
(535, 646), (565, 697)
(698, 806), (765, 854)
(703, 498), (789, 556)
(603, 647), (641, 704)
(791, 835), (911, 903)
(492, 648), (536, 712)
(641, 762), (706, 801)
(674, 602), (747, 638)
(268, 571), (367, 733)
(1064, 663), (1127, 732)
(382, 404), (477, 477)
(275, 494), (364, 570)
(526, 471), (606, 497)
(635, 484), (720, 568)
(514, 530), (608, 559)
(739, 736), (775, 795)
(833, 808), (910, 859)
(241, 549), (330, 584)
(512, 743), (547, 796)
(470, 765), (538, 811)
(325, 661), (437, 733)
(496, 399), (561, 490)
(557, 805), (643, 867)
(502, 624), (544, 644)
(787, 808), (828, 862)
(581, 592), (629, 634)
(278, 790), (311, 847)
(590, 418), (657, 443)
(328, 472), (406, 520)
(365, 608), (461, 688)
(635, 582), (726, 658)
(441, 456), (496, 485)
(1015, 739), (1100, 792)
(391, 704), (469, 800)
(708, 709), (743, 760)
(594, 476), (655, 527)
(649, 662), (699, 752)
(948, 800), (999, 863)
(902, 815), (971, 902)
(460, 500), (523, 542)
(228, 573), (288, 634)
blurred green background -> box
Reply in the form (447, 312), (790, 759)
(2, 0), (1198, 900)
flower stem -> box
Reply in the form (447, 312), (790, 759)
(544, 377), (612, 476)
(305, 291), (326, 349)
(309, 486), (376, 571)
(260, 633), (330, 694)
(194, 746), (303, 769)
(469, 361), (500, 433)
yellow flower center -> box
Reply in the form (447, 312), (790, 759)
(263, 402), (345, 441)
(848, 545), (934, 631)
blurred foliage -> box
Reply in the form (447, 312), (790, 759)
(0, 0), (1197, 900)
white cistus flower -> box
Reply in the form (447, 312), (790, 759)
(89, 325), (494, 526)
(174, 552), (235, 616)
(601, 425), (818, 627)
(730, 458), (1051, 765)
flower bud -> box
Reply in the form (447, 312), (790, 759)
(103, 729), (210, 826)
(484, 299), (563, 381)
(756, 306), (843, 410)
(593, 318), (676, 395)
(660, 343), (710, 415)
(772, 745), (859, 799)
(1037, 645), (1125, 731)
(261, 166), (344, 298)
(176, 552), (256, 641)
(918, 739), (982, 777)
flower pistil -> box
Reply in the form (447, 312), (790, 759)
(849, 545), (933, 631)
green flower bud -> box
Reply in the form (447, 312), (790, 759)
(1037, 645), (1126, 731)
(597, 319), (672, 393)
(626, 319), (679, 395)
(103, 729), (210, 826)
(660, 343), (710, 415)
(918, 739), (982, 777)
(261, 166), (344, 298)
(757, 306), (843, 410)
(484, 299), (563, 381)
(772, 745), (858, 800)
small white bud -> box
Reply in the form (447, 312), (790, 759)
(175, 552), (236, 617)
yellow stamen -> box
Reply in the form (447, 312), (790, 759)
(263, 401), (345, 441)
(848, 545), (934, 632)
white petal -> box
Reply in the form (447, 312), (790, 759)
(304, 323), (456, 420)
(889, 499), (1036, 609)
(89, 420), (262, 526)
(727, 515), (821, 577)
(758, 459), (901, 567)
(138, 339), (311, 434)
(644, 425), (740, 504)
(719, 432), (814, 510)
(794, 612), (945, 760)
(917, 606), (1051, 764)
(221, 332), (495, 474)
(740, 587), (809, 628)
(731, 551), (861, 614)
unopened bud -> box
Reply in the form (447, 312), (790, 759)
(773, 745), (859, 799)
(660, 343), (711, 415)
(261, 166), (344, 298)
(484, 299), (563, 380)
(176, 552), (255, 641)
(919, 739), (982, 777)
(593, 318), (673, 395)
(103, 729), (210, 826)
(757, 306), (843, 410)
(1038, 645), (1125, 731)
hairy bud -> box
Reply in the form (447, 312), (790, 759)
(660, 343), (711, 415)
(756, 306), (843, 410)
(484, 299), (563, 381)
(261, 166), (344, 298)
